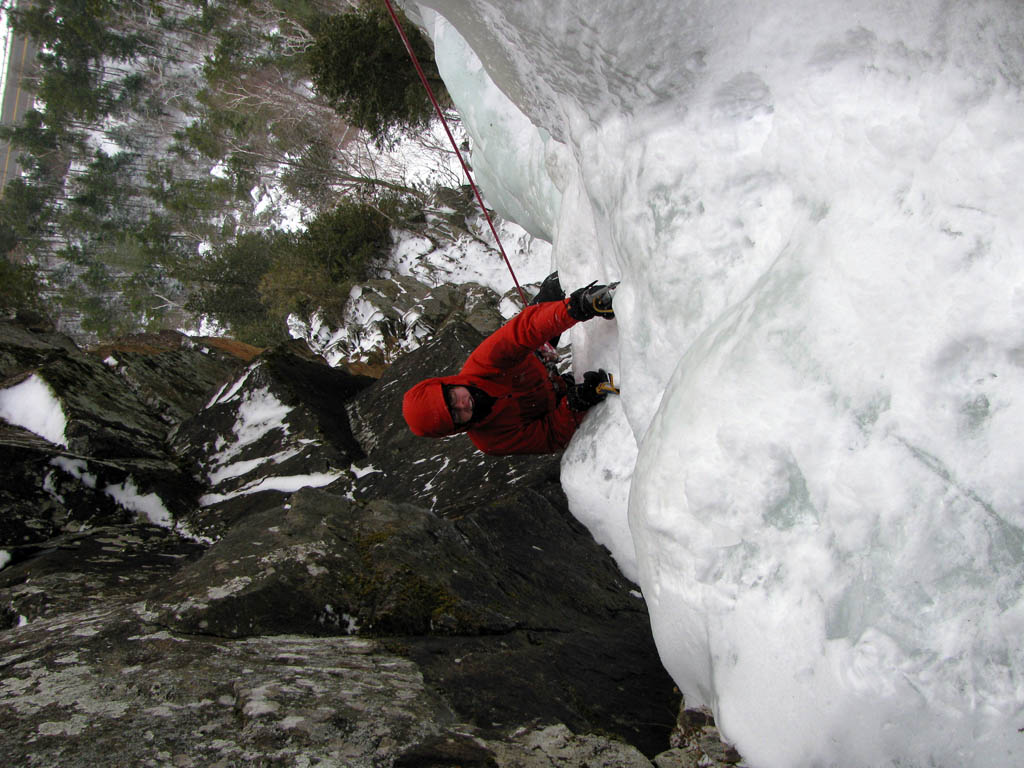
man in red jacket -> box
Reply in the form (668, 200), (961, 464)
(402, 277), (617, 455)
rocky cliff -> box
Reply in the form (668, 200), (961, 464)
(0, 303), (736, 768)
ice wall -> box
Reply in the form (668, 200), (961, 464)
(414, 1), (1024, 766)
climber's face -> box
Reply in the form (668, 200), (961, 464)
(445, 386), (474, 426)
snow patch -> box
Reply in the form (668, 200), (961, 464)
(104, 477), (173, 527)
(198, 472), (344, 506)
(0, 375), (68, 447)
(51, 457), (97, 489)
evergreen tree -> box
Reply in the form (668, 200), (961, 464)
(307, 4), (448, 143)
(186, 231), (290, 346)
(0, 178), (54, 252)
(301, 198), (391, 283)
(0, 259), (44, 315)
(0, 0), (442, 343)
(258, 199), (392, 325)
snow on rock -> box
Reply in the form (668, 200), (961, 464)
(103, 477), (172, 528)
(288, 189), (553, 369)
(292, 274), (510, 370)
(50, 457), (98, 489)
(170, 348), (371, 540)
(198, 472), (345, 507)
(0, 375), (69, 447)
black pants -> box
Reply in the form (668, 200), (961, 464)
(530, 271), (565, 305)
(530, 272), (565, 348)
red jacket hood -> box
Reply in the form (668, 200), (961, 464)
(403, 374), (501, 437)
(403, 377), (454, 437)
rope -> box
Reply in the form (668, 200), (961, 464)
(381, 0), (529, 307)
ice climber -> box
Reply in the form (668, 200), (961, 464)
(402, 273), (618, 456)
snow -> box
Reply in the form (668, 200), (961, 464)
(196, 363), (354, 504)
(222, 382), (292, 457)
(392, 214), (552, 296)
(198, 472), (344, 507)
(49, 456), (171, 527)
(0, 375), (69, 447)
(251, 177), (305, 231)
(51, 457), (97, 488)
(0, 550), (10, 571)
(207, 365), (255, 408)
(103, 477), (172, 528)
(417, 1), (1024, 766)
(206, 447), (303, 485)
(368, 119), (471, 191)
(350, 463), (381, 479)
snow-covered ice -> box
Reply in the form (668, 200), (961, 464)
(417, 1), (1024, 765)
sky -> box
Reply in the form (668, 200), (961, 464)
(413, 1), (1024, 766)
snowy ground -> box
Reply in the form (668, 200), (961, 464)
(414, 1), (1024, 767)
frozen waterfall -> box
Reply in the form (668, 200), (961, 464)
(412, 1), (1024, 766)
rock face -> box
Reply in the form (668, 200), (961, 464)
(0, 310), (738, 766)
(169, 341), (375, 541)
(0, 325), (248, 547)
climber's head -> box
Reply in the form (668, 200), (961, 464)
(403, 379), (489, 438)
(402, 378), (458, 437)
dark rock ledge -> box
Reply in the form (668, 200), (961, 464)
(0, 310), (742, 767)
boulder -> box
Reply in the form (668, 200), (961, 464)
(170, 342), (375, 540)
(0, 319), (236, 540)
(0, 605), (456, 768)
(90, 330), (259, 427)
(0, 313), (79, 380)
(0, 523), (204, 627)
(0, 422), (134, 547)
(144, 478), (677, 754)
(0, 312), (688, 765)
(0, 601), (662, 767)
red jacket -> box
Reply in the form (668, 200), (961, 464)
(403, 299), (584, 455)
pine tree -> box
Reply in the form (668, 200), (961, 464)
(186, 232), (289, 346)
(307, 4), (449, 144)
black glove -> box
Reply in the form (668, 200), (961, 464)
(567, 281), (617, 321)
(567, 369), (615, 412)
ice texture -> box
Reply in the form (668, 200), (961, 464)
(417, 0), (1024, 765)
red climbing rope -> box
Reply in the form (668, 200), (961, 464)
(381, 0), (529, 307)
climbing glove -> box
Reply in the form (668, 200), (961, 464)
(566, 369), (618, 412)
(567, 281), (618, 321)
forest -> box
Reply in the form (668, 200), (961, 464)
(0, 0), (455, 345)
